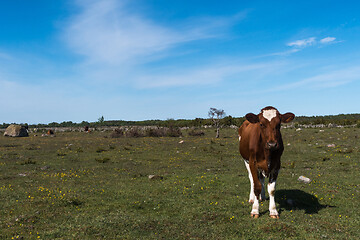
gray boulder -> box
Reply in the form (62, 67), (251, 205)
(4, 124), (29, 137)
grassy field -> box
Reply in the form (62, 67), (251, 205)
(0, 127), (359, 239)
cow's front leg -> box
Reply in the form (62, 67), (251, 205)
(268, 172), (279, 218)
(244, 160), (255, 203)
(249, 160), (262, 218)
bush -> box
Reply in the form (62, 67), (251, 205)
(126, 127), (145, 138)
(166, 127), (182, 137)
(108, 127), (182, 138)
(146, 128), (166, 137)
(188, 129), (205, 136)
(110, 128), (124, 138)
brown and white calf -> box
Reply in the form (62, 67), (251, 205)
(238, 106), (295, 218)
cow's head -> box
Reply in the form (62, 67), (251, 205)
(245, 106), (295, 150)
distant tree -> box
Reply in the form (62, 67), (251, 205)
(192, 118), (203, 127)
(80, 121), (90, 127)
(48, 122), (60, 127)
(222, 115), (236, 126)
(208, 107), (226, 138)
(98, 116), (105, 124)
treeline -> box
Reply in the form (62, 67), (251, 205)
(295, 114), (360, 126)
(2, 113), (360, 129)
(0, 116), (241, 129)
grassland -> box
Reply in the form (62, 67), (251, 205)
(0, 127), (359, 239)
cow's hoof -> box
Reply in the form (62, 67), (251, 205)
(270, 215), (279, 219)
(251, 214), (259, 219)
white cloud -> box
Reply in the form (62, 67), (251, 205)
(135, 61), (285, 88)
(263, 48), (300, 57)
(64, 0), (242, 66)
(287, 37), (316, 48)
(283, 36), (338, 55)
(269, 66), (360, 91)
(320, 37), (336, 44)
(60, 0), (249, 89)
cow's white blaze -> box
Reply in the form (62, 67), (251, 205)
(262, 109), (277, 122)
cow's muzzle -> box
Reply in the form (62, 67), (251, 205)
(266, 141), (278, 150)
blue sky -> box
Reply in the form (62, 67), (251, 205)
(1, 0), (360, 124)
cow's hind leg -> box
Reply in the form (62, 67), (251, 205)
(244, 160), (255, 204)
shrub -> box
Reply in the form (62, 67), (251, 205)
(110, 128), (124, 138)
(146, 128), (166, 137)
(166, 127), (182, 137)
(126, 127), (145, 138)
(188, 128), (205, 136)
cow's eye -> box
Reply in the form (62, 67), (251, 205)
(260, 123), (265, 128)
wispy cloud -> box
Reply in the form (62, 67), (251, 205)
(269, 65), (360, 92)
(287, 37), (316, 48)
(64, 0), (243, 66)
(60, 0), (248, 89)
(282, 36), (339, 55)
(263, 48), (300, 57)
(135, 62), (282, 88)
(320, 37), (336, 44)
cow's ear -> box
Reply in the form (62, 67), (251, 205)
(281, 112), (295, 123)
(246, 113), (259, 123)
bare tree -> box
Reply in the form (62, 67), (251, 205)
(208, 108), (226, 138)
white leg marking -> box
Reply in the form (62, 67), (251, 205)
(260, 177), (266, 201)
(244, 161), (255, 203)
(239, 135), (241, 141)
(268, 181), (278, 216)
(251, 196), (260, 216)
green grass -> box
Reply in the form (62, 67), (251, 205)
(0, 128), (359, 239)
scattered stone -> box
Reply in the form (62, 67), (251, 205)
(327, 144), (336, 148)
(179, 140), (184, 144)
(18, 173), (27, 177)
(4, 125), (29, 137)
(148, 175), (163, 180)
(40, 166), (50, 170)
(298, 175), (311, 184)
(287, 143), (291, 146)
(296, 128), (302, 131)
